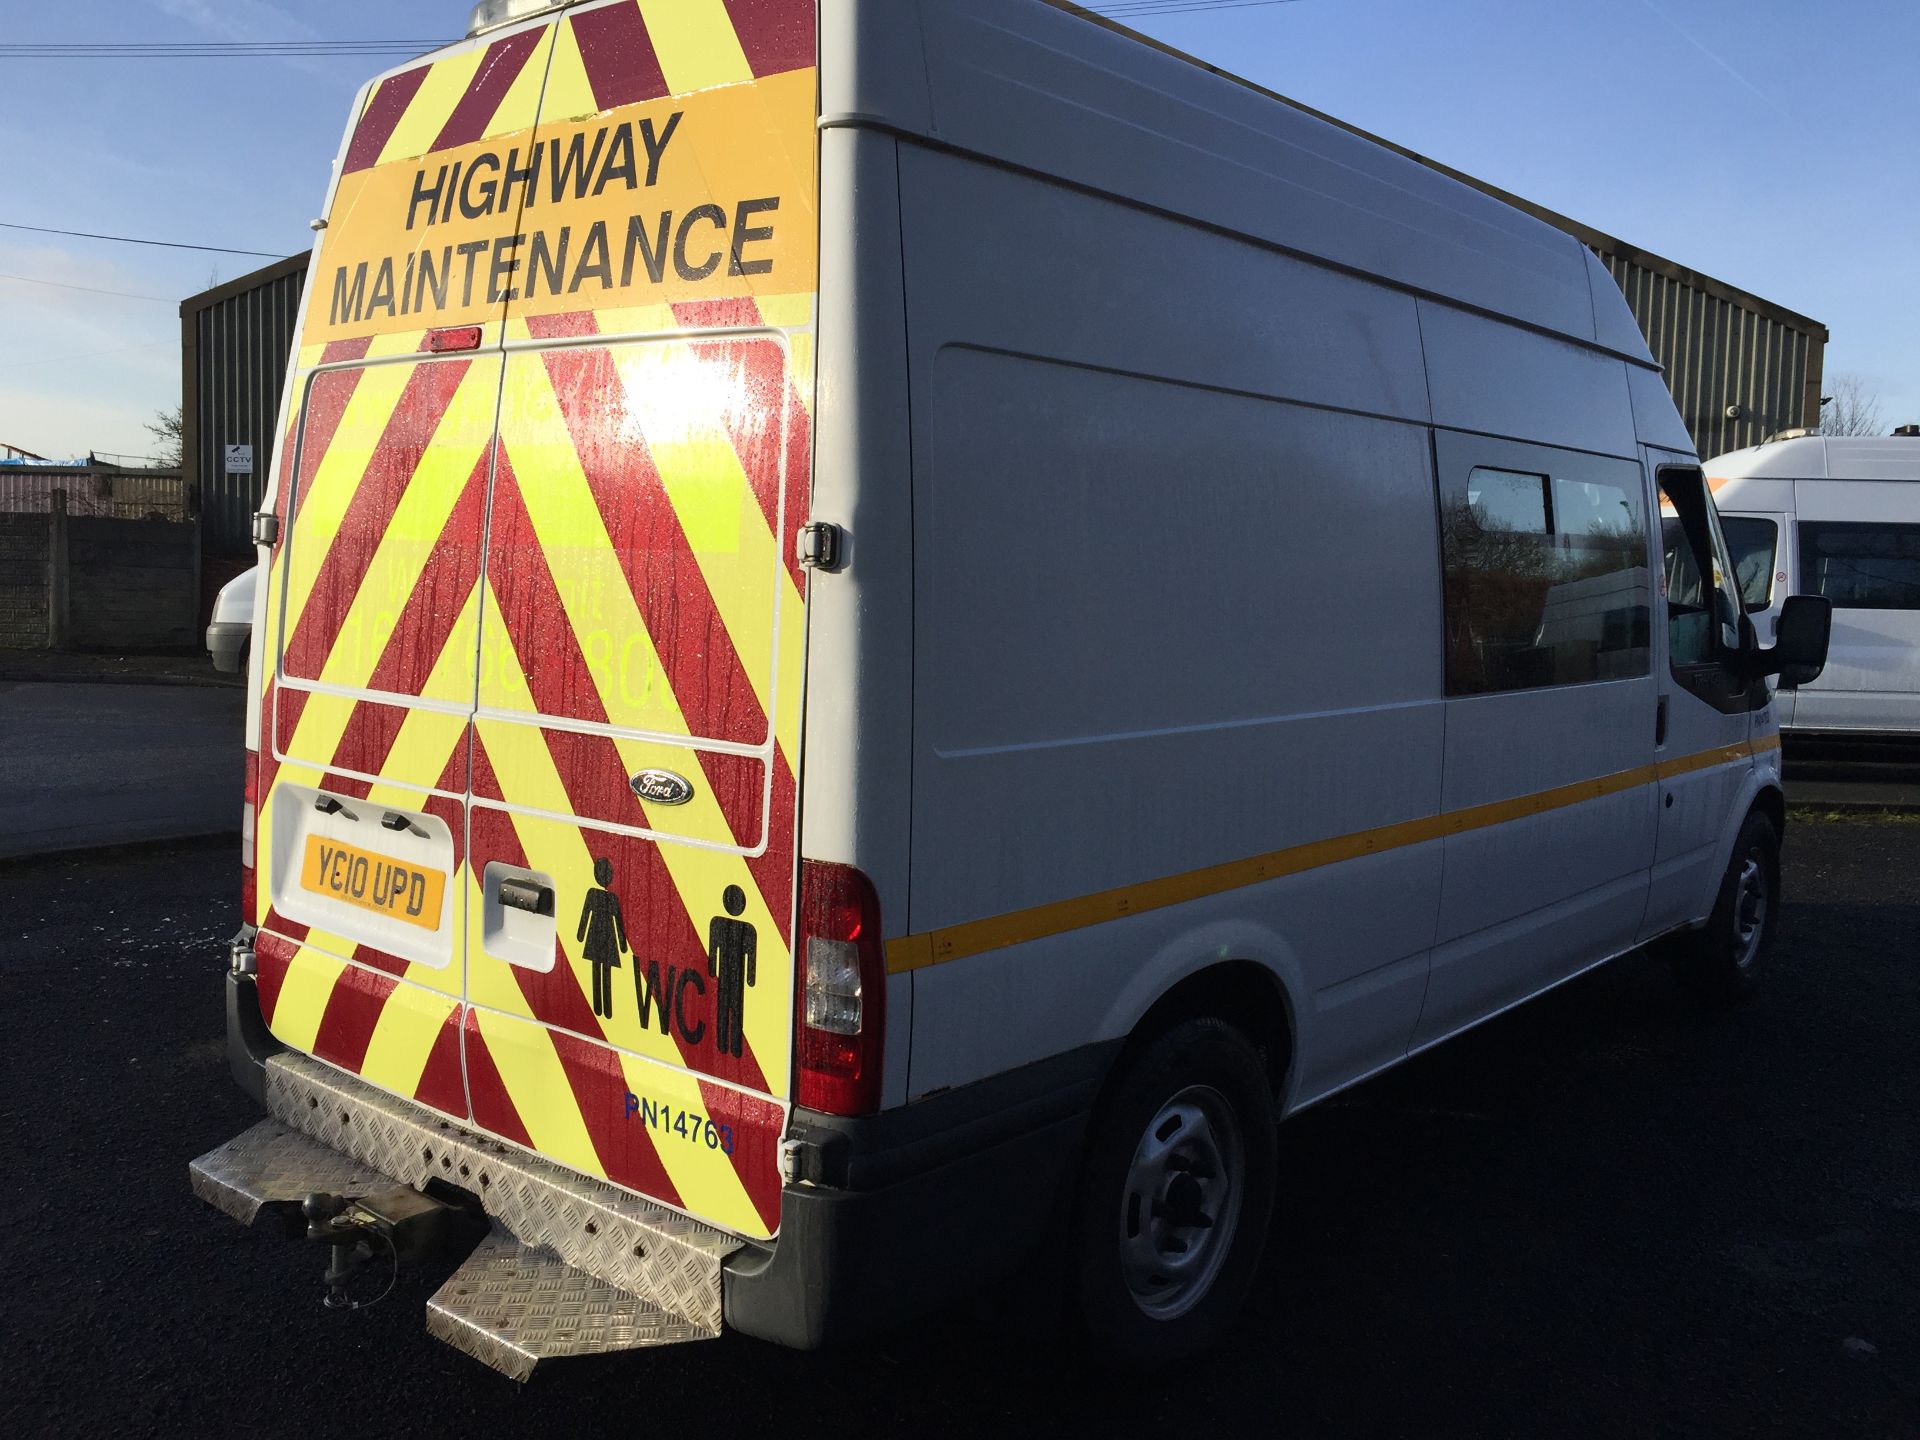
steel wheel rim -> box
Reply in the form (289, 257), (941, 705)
(1733, 853), (1768, 969)
(1118, 1084), (1244, 1321)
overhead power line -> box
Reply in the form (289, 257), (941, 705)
(1089, 1), (1311, 16)
(0, 272), (175, 303)
(0, 40), (445, 59)
(0, 222), (282, 259)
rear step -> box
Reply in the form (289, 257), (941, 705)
(428, 1224), (715, 1380)
(189, 1051), (742, 1377)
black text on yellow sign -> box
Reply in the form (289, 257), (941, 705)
(314, 68), (817, 341)
(301, 835), (447, 931)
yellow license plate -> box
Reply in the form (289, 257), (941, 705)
(300, 836), (446, 931)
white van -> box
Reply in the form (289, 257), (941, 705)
(205, 564), (257, 674)
(1711, 433), (1920, 739)
(190, 0), (1831, 1376)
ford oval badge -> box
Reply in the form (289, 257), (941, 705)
(631, 769), (695, 807)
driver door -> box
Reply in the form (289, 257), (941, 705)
(1642, 458), (1759, 940)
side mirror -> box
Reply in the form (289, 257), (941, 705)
(1750, 594), (1832, 686)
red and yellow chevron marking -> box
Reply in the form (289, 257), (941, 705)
(248, 0), (816, 1238)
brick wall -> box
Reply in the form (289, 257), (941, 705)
(0, 511), (197, 652)
(68, 517), (198, 650)
(0, 513), (50, 648)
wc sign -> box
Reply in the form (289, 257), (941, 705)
(224, 444), (253, 476)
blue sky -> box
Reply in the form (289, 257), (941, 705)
(2, 0), (1914, 462)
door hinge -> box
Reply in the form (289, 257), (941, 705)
(251, 511), (280, 548)
(796, 521), (844, 572)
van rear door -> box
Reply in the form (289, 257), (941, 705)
(459, 0), (818, 1242)
(249, 17), (556, 1122)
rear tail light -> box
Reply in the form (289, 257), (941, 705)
(796, 861), (887, 1116)
(241, 748), (258, 924)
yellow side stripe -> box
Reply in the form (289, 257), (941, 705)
(886, 736), (1780, 975)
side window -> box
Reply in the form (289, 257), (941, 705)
(1658, 467), (1741, 670)
(1719, 516), (1780, 610)
(1799, 522), (1920, 611)
(1438, 451), (1651, 696)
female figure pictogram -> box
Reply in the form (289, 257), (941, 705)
(577, 857), (629, 1019)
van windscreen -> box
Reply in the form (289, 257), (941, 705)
(1719, 516), (1779, 609)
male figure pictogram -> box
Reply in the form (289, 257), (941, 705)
(709, 885), (757, 1058)
(577, 857), (629, 1020)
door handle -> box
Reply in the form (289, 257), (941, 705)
(498, 877), (554, 917)
(1655, 695), (1669, 748)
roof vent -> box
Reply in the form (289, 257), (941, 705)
(1894, 424), (1920, 438)
(1762, 427), (1815, 445)
(468, 0), (568, 37)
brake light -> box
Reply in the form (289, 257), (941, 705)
(241, 748), (258, 924)
(795, 861), (887, 1116)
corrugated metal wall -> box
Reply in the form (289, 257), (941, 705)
(1600, 253), (1823, 459)
(182, 254), (309, 557)
(0, 467), (189, 521)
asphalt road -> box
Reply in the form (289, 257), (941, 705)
(1786, 739), (1920, 813)
(0, 681), (245, 859)
(1, 822), (1915, 1439)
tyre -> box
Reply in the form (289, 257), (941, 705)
(1069, 1016), (1277, 1367)
(1668, 810), (1781, 1002)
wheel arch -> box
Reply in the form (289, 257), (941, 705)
(1751, 781), (1786, 842)
(1114, 959), (1298, 1108)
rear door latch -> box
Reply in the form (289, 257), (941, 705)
(796, 522), (844, 572)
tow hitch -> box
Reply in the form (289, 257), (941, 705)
(190, 1053), (741, 1379)
(302, 1186), (483, 1311)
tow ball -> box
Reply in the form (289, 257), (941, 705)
(301, 1187), (482, 1311)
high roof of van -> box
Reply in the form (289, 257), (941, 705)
(1707, 435), (1920, 481)
(358, 0), (1662, 373)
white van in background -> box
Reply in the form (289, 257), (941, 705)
(1712, 432), (1920, 739)
(205, 564), (257, 674)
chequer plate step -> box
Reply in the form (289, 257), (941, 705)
(190, 1050), (743, 1345)
(428, 1224), (718, 1381)
(190, 1118), (389, 1226)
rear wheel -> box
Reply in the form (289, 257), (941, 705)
(1668, 810), (1781, 1002)
(1069, 1017), (1276, 1366)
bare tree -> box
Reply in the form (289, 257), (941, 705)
(1820, 373), (1885, 437)
(145, 405), (184, 468)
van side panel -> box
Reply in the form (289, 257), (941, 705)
(896, 146), (1446, 1102)
(802, 125), (920, 1109)
(897, 0), (1601, 344)
(1788, 479), (1920, 734)
(1417, 302), (1637, 459)
(1413, 418), (1658, 1045)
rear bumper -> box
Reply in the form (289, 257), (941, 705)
(222, 972), (1111, 1351)
(724, 1044), (1113, 1349)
